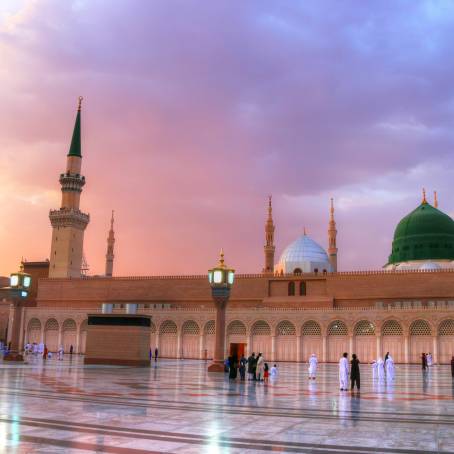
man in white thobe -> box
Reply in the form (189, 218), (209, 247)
(57, 346), (64, 361)
(386, 355), (395, 380)
(427, 353), (433, 367)
(308, 354), (318, 380)
(371, 360), (378, 380)
(339, 353), (349, 391)
(377, 357), (385, 381)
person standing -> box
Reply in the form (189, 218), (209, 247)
(256, 353), (264, 381)
(154, 347), (159, 362)
(69, 345), (74, 355)
(350, 354), (360, 391)
(57, 346), (64, 360)
(427, 352), (433, 367)
(247, 352), (255, 380)
(270, 364), (278, 379)
(451, 356), (454, 377)
(308, 354), (318, 380)
(263, 363), (269, 384)
(239, 354), (247, 381)
(377, 357), (385, 381)
(371, 359), (378, 380)
(229, 355), (238, 380)
(386, 355), (395, 381)
(339, 352), (349, 391)
(422, 353), (427, 370)
(43, 345), (48, 361)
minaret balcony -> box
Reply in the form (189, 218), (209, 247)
(49, 208), (90, 229)
(59, 173), (86, 192)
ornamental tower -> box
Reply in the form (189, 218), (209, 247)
(263, 195), (275, 274)
(105, 210), (115, 277)
(328, 198), (338, 272)
(48, 97), (90, 278)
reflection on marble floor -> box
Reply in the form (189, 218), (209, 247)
(0, 356), (453, 453)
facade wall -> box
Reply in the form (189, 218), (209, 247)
(20, 305), (454, 364)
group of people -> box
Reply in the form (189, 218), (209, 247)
(421, 352), (434, 370)
(371, 352), (395, 381)
(225, 352), (278, 382)
(23, 342), (72, 360)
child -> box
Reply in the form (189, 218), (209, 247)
(264, 363), (269, 383)
(270, 364), (278, 379)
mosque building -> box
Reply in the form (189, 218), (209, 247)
(7, 101), (454, 365)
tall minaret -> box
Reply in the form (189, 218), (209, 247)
(263, 195), (275, 274)
(105, 210), (115, 277)
(328, 198), (338, 272)
(49, 97), (90, 278)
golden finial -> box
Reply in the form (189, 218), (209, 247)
(422, 188), (427, 204)
(434, 191), (438, 208)
(110, 210), (115, 228)
(78, 96), (83, 111)
(218, 248), (225, 268)
(330, 198), (334, 216)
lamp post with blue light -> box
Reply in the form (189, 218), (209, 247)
(1, 264), (32, 362)
(207, 250), (234, 372)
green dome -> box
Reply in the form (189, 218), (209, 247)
(388, 201), (454, 265)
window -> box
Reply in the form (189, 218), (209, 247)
(288, 281), (295, 296)
(293, 268), (302, 275)
(299, 282), (306, 296)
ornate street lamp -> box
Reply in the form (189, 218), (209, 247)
(207, 250), (234, 372)
(0, 264), (32, 361)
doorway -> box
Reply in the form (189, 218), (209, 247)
(229, 343), (246, 358)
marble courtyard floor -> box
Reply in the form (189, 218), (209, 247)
(0, 357), (454, 453)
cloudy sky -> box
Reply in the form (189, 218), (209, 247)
(0, 0), (453, 276)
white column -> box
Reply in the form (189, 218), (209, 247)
(349, 335), (353, 354)
(296, 335), (301, 362)
(177, 332), (182, 359)
(376, 335), (381, 359)
(57, 326), (63, 349)
(322, 336), (327, 362)
(404, 335), (409, 363)
(18, 307), (26, 351)
(199, 334), (204, 359)
(432, 336), (438, 364)
(75, 329), (80, 354)
(271, 335), (276, 362)
(246, 333), (253, 356)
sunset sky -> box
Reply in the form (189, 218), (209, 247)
(1, 1), (454, 276)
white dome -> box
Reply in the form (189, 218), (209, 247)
(276, 234), (331, 274)
(419, 262), (441, 270)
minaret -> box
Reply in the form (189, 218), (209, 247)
(48, 97), (90, 278)
(105, 210), (115, 277)
(328, 198), (338, 272)
(434, 190), (438, 208)
(263, 195), (275, 274)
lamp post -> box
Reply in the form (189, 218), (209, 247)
(1, 264), (32, 362)
(207, 250), (234, 372)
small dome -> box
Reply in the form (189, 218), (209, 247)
(419, 262), (441, 271)
(387, 201), (454, 265)
(276, 234), (331, 274)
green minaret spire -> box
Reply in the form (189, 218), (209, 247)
(67, 96), (83, 157)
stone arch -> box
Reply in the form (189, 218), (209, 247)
(79, 320), (88, 354)
(159, 320), (178, 358)
(438, 319), (454, 364)
(44, 318), (59, 351)
(251, 320), (271, 360)
(181, 320), (200, 359)
(327, 320), (348, 362)
(381, 319), (404, 363)
(275, 320), (296, 362)
(203, 320), (215, 360)
(62, 319), (77, 352)
(27, 318), (42, 345)
(301, 320), (322, 361)
(353, 320), (375, 363)
(226, 320), (247, 358)
(409, 319), (432, 364)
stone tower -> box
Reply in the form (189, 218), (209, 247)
(328, 198), (338, 272)
(48, 97), (90, 278)
(263, 195), (275, 274)
(105, 210), (115, 277)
